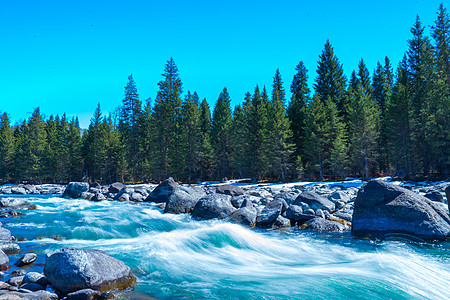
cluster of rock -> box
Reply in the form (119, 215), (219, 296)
(0, 185), (64, 196)
(61, 178), (450, 241)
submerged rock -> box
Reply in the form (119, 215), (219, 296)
(14, 253), (37, 267)
(255, 199), (284, 228)
(0, 198), (36, 210)
(62, 182), (89, 199)
(191, 194), (236, 220)
(43, 248), (136, 294)
(351, 180), (450, 241)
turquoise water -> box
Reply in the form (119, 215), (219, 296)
(2, 195), (450, 299)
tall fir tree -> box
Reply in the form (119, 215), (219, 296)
(67, 117), (83, 181)
(231, 103), (248, 178)
(288, 61), (310, 166)
(152, 58), (183, 180)
(211, 88), (232, 180)
(0, 113), (15, 182)
(198, 98), (214, 180)
(268, 69), (294, 181)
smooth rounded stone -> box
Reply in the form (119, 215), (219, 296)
(6, 276), (24, 287)
(191, 194), (236, 220)
(304, 208), (315, 216)
(117, 193), (130, 202)
(333, 211), (352, 222)
(44, 248), (136, 294)
(0, 198), (36, 210)
(274, 191), (300, 205)
(91, 192), (106, 202)
(256, 199), (284, 228)
(145, 177), (179, 203)
(22, 272), (47, 287)
(19, 283), (44, 292)
(62, 182), (90, 199)
(14, 253), (37, 267)
(229, 206), (258, 226)
(294, 191), (335, 212)
(164, 187), (205, 214)
(10, 270), (26, 277)
(0, 228), (12, 242)
(66, 288), (102, 300)
(0, 290), (58, 300)
(273, 215), (291, 227)
(0, 250), (8, 270)
(0, 243), (20, 254)
(215, 184), (244, 197)
(108, 182), (124, 194)
(424, 191), (444, 203)
(315, 209), (325, 219)
(328, 191), (351, 203)
(286, 205), (314, 226)
(352, 180), (450, 241)
(11, 188), (27, 195)
(303, 217), (345, 232)
(130, 192), (144, 202)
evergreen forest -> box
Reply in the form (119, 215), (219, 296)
(1, 5), (449, 183)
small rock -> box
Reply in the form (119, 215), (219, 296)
(67, 288), (102, 300)
(229, 207), (258, 227)
(6, 276), (24, 287)
(294, 191), (335, 212)
(14, 253), (37, 267)
(0, 250), (8, 270)
(19, 283), (44, 292)
(108, 182), (124, 194)
(256, 199), (284, 228)
(91, 192), (106, 202)
(215, 185), (244, 197)
(273, 215), (290, 227)
(22, 272), (47, 287)
(9, 270), (26, 277)
(303, 217), (345, 232)
(315, 209), (325, 219)
(0, 243), (20, 254)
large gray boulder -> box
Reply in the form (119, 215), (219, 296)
(294, 191), (335, 212)
(256, 198), (284, 228)
(0, 198), (36, 210)
(164, 187), (205, 214)
(145, 177), (179, 203)
(0, 249), (9, 270)
(352, 180), (450, 241)
(285, 205), (315, 226)
(191, 194), (236, 220)
(62, 182), (89, 199)
(43, 248), (136, 294)
(229, 206), (258, 226)
(108, 182), (124, 194)
(215, 185), (244, 197)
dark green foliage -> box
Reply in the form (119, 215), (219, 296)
(211, 88), (232, 180)
(198, 98), (214, 180)
(0, 113), (15, 182)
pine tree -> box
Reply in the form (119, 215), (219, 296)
(26, 108), (47, 181)
(67, 117), (83, 181)
(198, 98), (214, 180)
(211, 88), (232, 180)
(288, 61), (310, 164)
(231, 103), (248, 178)
(314, 40), (348, 120)
(407, 16), (435, 175)
(267, 69), (294, 181)
(0, 113), (15, 182)
(119, 74), (142, 181)
(152, 58), (183, 179)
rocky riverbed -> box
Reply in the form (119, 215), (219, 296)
(0, 178), (448, 299)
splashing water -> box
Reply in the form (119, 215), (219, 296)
(2, 195), (449, 299)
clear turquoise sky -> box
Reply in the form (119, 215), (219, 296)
(0, 0), (446, 128)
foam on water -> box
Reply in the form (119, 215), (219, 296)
(2, 195), (449, 299)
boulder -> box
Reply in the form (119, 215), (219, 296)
(91, 192), (106, 202)
(7, 276), (24, 286)
(191, 194), (236, 220)
(294, 191), (335, 212)
(14, 253), (37, 267)
(145, 177), (179, 203)
(274, 215), (291, 227)
(0, 250), (8, 270)
(0, 290), (58, 299)
(19, 282), (44, 291)
(328, 191), (351, 203)
(215, 185), (244, 197)
(80, 192), (94, 201)
(108, 182), (124, 194)
(11, 187), (27, 195)
(0, 243), (20, 254)
(0, 198), (36, 210)
(303, 218), (345, 232)
(274, 191), (300, 205)
(424, 191), (444, 203)
(255, 199), (284, 228)
(66, 289), (102, 300)
(22, 272), (48, 287)
(164, 187), (205, 214)
(352, 180), (450, 241)
(63, 182), (89, 199)
(229, 206), (258, 226)
(130, 192), (144, 202)
(43, 248), (136, 294)
(285, 205), (315, 226)
(0, 226), (12, 242)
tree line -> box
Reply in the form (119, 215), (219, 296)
(0, 4), (449, 183)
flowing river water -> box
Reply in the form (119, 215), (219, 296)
(1, 194), (450, 299)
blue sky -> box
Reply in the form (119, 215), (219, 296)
(0, 0), (446, 128)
